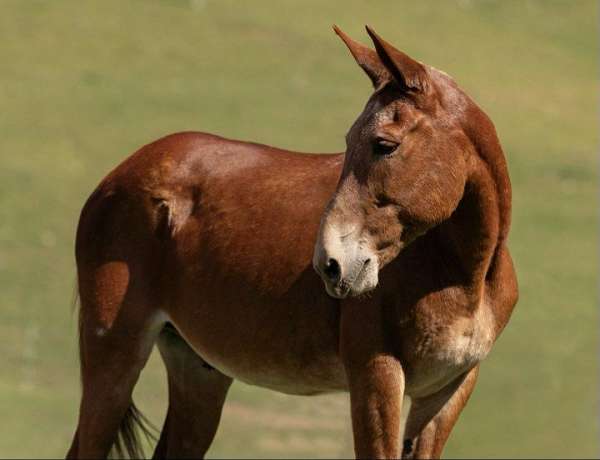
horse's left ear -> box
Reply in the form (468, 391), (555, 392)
(365, 26), (429, 93)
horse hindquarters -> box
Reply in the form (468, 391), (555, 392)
(68, 187), (166, 459)
(153, 325), (233, 459)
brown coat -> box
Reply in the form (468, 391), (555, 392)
(67, 26), (517, 460)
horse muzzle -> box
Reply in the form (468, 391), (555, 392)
(312, 226), (379, 299)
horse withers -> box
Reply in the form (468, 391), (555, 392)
(67, 26), (518, 459)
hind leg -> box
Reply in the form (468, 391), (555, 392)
(67, 261), (166, 459)
(67, 187), (174, 458)
(153, 325), (232, 459)
(68, 307), (164, 458)
(68, 316), (164, 458)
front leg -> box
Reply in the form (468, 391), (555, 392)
(340, 298), (405, 459)
(402, 365), (480, 459)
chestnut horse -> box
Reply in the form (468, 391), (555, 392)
(67, 26), (517, 459)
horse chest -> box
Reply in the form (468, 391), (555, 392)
(402, 304), (495, 397)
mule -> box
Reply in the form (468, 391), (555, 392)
(67, 26), (517, 459)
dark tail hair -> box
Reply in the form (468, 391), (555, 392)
(110, 403), (158, 459)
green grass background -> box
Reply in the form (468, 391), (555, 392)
(1, 0), (597, 458)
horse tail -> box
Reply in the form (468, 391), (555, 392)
(111, 404), (157, 459)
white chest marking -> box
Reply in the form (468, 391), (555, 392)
(438, 303), (495, 369)
(407, 302), (496, 397)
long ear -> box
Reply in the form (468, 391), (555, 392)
(365, 25), (428, 92)
(333, 25), (390, 88)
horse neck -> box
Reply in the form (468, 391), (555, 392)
(434, 73), (513, 251)
(461, 103), (512, 249)
(432, 105), (511, 304)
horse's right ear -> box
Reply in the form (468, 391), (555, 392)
(333, 25), (390, 88)
(365, 26), (429, 93)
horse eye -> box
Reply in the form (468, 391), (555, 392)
(373, 138), (399, 156)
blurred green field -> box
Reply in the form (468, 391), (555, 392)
(0, 0), (597, 458)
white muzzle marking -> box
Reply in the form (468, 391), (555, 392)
(313, 222), (379, 299)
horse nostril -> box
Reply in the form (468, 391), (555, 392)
(323, 258), (341, 283)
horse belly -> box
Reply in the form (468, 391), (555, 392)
(176, 319), (347, 395)
(148, 165), (349, 391)
(228, 345), (348, 396)
(167, 284), (348, 395)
